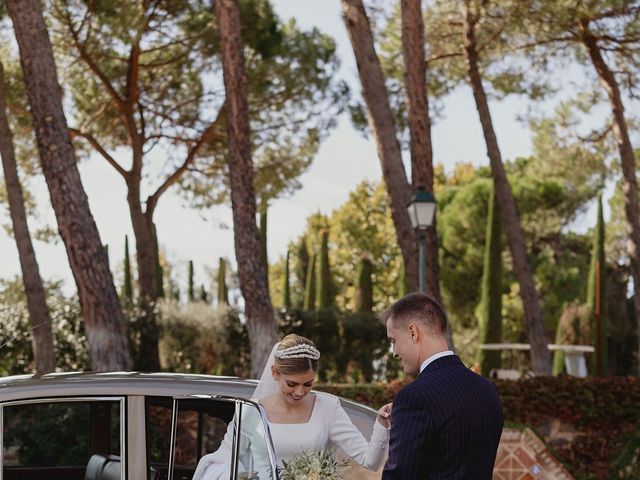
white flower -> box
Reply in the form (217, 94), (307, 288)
(279, 448), (349, 480)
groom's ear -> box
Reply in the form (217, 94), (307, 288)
(409, 324), (419, 342)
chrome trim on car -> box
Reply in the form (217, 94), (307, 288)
(231, 401), (241, 480)
(167, 398), (179, 480)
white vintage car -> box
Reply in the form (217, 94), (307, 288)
(0, 372), (379, 480)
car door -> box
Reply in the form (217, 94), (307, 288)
(0, 396), (125, 480)
(161, 396), (277, 480)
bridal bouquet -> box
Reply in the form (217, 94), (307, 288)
(279, 448), (349, 480)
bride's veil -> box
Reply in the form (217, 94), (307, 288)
(251, 343), (280, 401)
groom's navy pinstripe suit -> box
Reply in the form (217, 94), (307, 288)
(382, 355), (503, 479)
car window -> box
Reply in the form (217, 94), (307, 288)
(1, 398), (123, 480)
(147, 397), (235, 480)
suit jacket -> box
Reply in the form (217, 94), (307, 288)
(382, 355), (503, 479)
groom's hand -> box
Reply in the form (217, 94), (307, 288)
(377, 402), (393, 428)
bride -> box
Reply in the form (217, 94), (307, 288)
(193, 334), (391, 479)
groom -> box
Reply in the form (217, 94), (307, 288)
(382, 293), (503, 479)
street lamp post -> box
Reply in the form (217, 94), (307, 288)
(406, 186), (436, 293)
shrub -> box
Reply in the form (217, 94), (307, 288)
(156, 299), (250, 376)
(0, 281), (90, 374)
(319, 376), (640, 479)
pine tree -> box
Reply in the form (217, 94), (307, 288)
(354, 255), (373, 313)
(188, 260), (195, 302)
(5, 0), (132, 370)
(123, 235), (133, 302)
(218, 258), (229, 306)
(316, 230), (333, 309)
(283, 250), (291, 309)
(303, 253), (317, 311)
(476, 187), (502, 376)
(587, 195), (606, 376)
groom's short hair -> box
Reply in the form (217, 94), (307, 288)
(382, 293), (447, 334)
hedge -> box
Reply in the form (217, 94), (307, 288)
(318, 376), (640, 479)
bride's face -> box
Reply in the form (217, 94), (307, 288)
(272, 367), (316, 404)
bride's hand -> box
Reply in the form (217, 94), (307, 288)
(377, 402), (392, 428)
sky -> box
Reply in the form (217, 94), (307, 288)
(0, 1), (580, 296)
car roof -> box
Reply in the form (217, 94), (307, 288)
(0, 371), (379, 440)
(0, 371), (257, 401)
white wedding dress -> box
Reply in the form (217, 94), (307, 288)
(193, 391), (389, 480)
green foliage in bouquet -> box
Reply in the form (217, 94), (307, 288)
(279, 448), (349, 480)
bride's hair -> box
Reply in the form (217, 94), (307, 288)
(274, 334), (320, 375)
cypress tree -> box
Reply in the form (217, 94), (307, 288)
(303, 253), (317, 311)
(355, 255), (373, 313)
(218, 258), (229, 306)
(153, 223), (164, 298)
(477, 186), (503, 377)
(283, 250), (291, 309)
(316, 230), (333, 309)
(587, 194), (607, 376)
(199, 284), (207, 303)
(398, 260), (409, 298)
(123, 235), (133, 302)
(259, 207), (268, 285)
(552, 317), (566, 375)
(295, 235), (309, 307)
(188, 260), (195, 302)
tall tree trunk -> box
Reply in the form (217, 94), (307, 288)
(580, 21), (640, 376)
(342, 0), (419, 291)
(127, 186), (160, 370)
(462, 1), (550, 375)
(214, 0), (277, 378)
(0, 60), (55, 375)
(401, 0), (441, 300)
(6, 0), (132, 371)
(401, 0), (453, 348)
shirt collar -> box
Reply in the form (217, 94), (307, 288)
(420, 350), (455, 373)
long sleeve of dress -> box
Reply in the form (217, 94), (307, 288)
(192, 422), (233, 480)
(193, 410), (270, 480)
(328, 397), (389, 471)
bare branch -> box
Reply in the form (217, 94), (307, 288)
(145, 102), (227, 216)
(426, 50), (464, 65)
(69, 128), (129, 178)
(576, 121), (614, 144)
